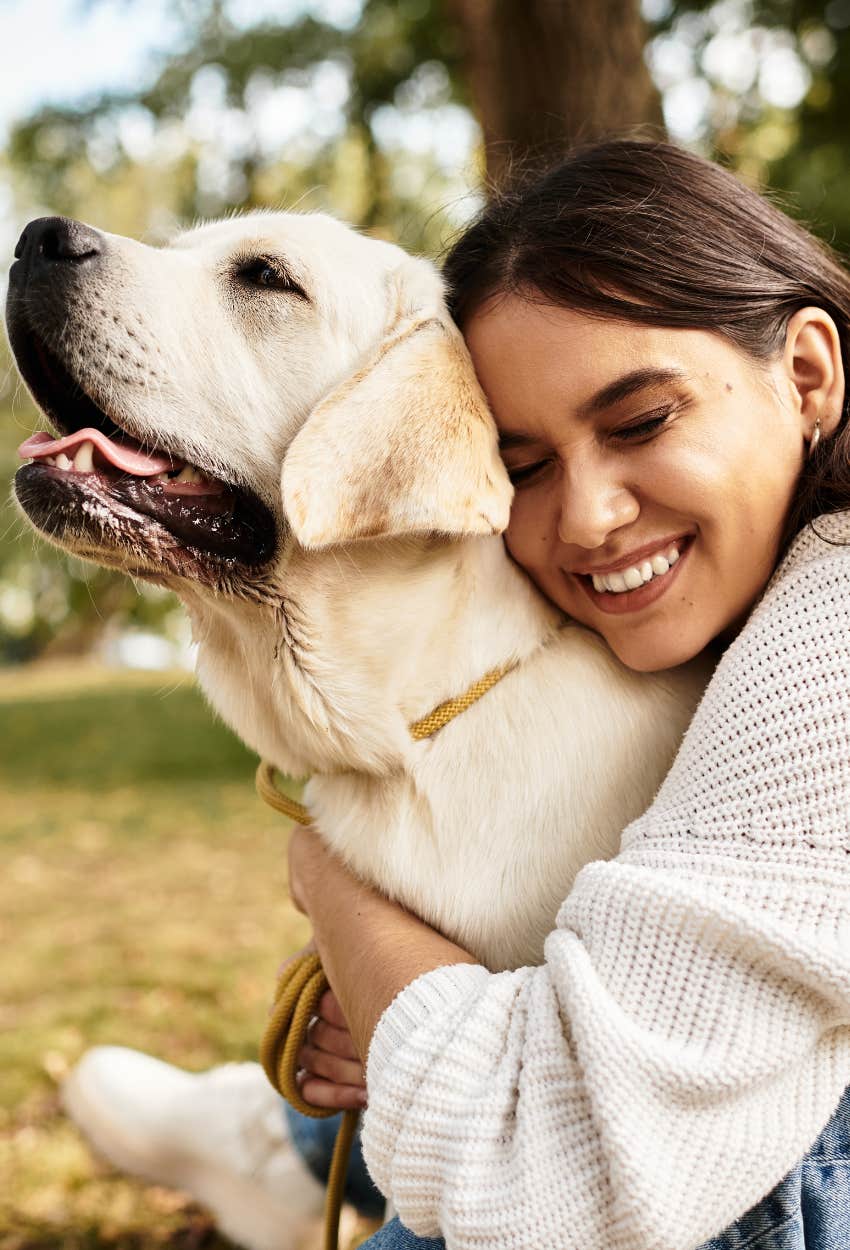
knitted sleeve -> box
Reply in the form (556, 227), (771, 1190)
(361, 513), (850, 1250)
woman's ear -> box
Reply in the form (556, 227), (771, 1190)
(281, 261), (513, 548)
(782, 307), (845, 446)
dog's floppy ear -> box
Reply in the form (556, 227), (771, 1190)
(281, 261), (513, 547)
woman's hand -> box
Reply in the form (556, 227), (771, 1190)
(297, 986), (368, 1111)
(277, 939), (367, 1112)
(285, 832), (369, 1110)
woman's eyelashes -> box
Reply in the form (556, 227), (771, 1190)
(610, 403), (681, 442)
(505, 405), (681, 487)
(506, 456), (551, 487)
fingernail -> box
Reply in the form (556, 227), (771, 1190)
(357, 1090), (368, 1107)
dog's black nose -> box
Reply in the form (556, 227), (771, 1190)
(14, 216), (103, 267)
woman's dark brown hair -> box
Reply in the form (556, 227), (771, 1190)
(442, 139), (850, 550)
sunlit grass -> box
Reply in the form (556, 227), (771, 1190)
(0, 664), (313, 1248)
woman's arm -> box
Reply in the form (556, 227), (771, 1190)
(288, 823), (474, 1063)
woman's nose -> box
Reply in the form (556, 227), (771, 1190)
(556, 466), (640, 550)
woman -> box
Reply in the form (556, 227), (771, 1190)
(66, 139), (850, 1250)
(287, 139), (850, 1249)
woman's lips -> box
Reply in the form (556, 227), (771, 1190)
(571, 532), (691, 577)
(573, 536), (693, 615)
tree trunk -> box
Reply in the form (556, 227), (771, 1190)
(449, 0), (664, 188)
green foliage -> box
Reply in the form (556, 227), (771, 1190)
(767, 6), (850, 251)
(652, 0), (850, 251)
(5, 0), (472, 245)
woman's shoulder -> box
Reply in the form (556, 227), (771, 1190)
(745, 509), (850, 634)
(775, 509), (850, 581)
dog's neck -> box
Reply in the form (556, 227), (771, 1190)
(182, 534), (562, 778)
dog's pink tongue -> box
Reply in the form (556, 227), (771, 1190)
(18, 429), (177, 476)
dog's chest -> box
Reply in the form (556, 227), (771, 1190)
(305, 768), (570, 970)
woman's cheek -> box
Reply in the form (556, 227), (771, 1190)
(505, 494), (549, 572)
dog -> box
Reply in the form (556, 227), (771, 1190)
(7, 211), (711, 972)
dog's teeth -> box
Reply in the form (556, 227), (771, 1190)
(155, 471), (170, 482)
(45, 456), (57, 466)
(56, 453), (73, 470)
(175, 465), (200, 482)
(73, 441), (94, 473)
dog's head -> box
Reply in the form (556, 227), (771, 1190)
(7, 211), (512, 595)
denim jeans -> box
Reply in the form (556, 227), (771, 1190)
(282, 1102), (386, 1220)
(286, 1084), (850, 1249)
(697, 1084), (850, 1250)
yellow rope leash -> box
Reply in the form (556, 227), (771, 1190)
(259, 947), (358, 1250)
(408, 662), (513, 739)
(256, 660), (516, 1250)
(256, 759), (314, 826)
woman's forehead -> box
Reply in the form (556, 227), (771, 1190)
(463, 295), (742, 426)
(465, 293), (689, 361)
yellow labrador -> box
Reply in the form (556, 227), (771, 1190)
(8, 212), (709, 971)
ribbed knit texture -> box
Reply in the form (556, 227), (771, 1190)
(362, 512), (850, 1250)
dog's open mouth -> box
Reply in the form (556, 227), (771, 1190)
(12, 329), (276, 577)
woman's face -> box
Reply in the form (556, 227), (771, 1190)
(464, 296), (820, 672)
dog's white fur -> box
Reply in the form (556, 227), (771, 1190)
(15, 212), (712, 971)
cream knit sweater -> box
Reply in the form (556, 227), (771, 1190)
(361, 511), (850, 1250)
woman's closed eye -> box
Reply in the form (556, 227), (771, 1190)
(508, 410), (678, 485)
(506, 457), (553, 487)
(611, 404), (681, 443)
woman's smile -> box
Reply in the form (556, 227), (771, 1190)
(570, 532), (693, 615)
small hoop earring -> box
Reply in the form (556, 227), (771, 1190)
(808, 418), (821, 459)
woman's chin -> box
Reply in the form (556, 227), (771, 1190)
(604, 625), (716, 674)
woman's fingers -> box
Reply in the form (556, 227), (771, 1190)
(316, 987), (350, 1030)
(296, 989), (367, 1111)
(272, 946), (366, 1110)
(297, 1042), (365, 1089)
(297, 1072), (367, 1111)
(308, 1014), (360, 1060)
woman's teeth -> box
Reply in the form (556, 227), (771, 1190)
(591, 544), (681, 594)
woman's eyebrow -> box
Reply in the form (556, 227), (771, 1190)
(497, 366), (689, 451)
(580, 366), (688, 416)
(498, 430), (543, 452)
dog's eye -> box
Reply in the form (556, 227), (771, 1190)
(236, 258), (308, 300)
(254, 264), (279, 287)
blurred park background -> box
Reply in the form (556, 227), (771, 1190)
(1, 0), (849, 1245)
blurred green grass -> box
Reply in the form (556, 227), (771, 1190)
(0, 663), (311, 1248)
(1, 666), (256, 791)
